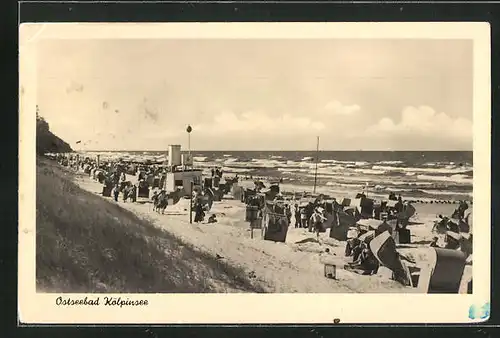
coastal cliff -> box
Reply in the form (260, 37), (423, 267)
(36, 114), (72, 155)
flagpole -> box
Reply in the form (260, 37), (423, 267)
(187, 125), (193, 224)
(187, 125), (192, 170)
(313, 136), (320, 194)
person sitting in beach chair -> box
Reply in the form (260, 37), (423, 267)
(445, 231), (461, 250)
(345, 236), (360, 257)
(432, 215), (449, 234)
(451, 200), (469, 221)
(349, 238), (364, 261)
(430, 236), (440, 248)
(346, 241), (379, 275)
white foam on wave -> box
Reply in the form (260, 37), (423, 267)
(223, 157), (239, 164)
(307, 167), (348, 176)
(321, 181), (471, 198)
(386, 187), (420, 193)
(194, 162), (216, 169)
(250, 158), (286, 168)
(353, 168), (387, 175)
(83, 151), (125, 161)
(325, 181), (365, 189)
(421, 189), (473, 197)
(303, 170), (473, 188)
(193, 156), (207, 162)
(372, 165), (472, 175)
(222, 166), (251, 173)
(320, 159), (369, 166)
(375, 161), (404, 165)
(417, 174), (473, 184)
(277, 168), (309, 173)
(304, 173), (377, 182)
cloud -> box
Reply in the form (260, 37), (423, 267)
(65, 81), (84, 94)
(324, 100), (361, 116)
(365, 106), (472, 148)
(193, 110), (325, 136)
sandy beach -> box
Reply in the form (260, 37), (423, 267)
(69, 166), (471, 294)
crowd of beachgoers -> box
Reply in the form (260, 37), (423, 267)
(47, 152), (473, 293)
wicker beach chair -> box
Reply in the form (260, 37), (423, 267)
(416, 247), (467, 293)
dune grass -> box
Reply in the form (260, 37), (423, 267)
(36, 157), (265, 293)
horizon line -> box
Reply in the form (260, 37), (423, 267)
(74, 149), (473, 152)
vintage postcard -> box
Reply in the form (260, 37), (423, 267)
(19, 22), (491, 324)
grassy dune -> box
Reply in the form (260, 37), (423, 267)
(36, 157), (264, 293)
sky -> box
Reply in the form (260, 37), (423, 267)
(35, 38), (473, 151)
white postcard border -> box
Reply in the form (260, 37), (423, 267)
(18, 22), (491, 324)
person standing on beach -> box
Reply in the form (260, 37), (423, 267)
(122, 186), (128, 203)
(130, 185), (137, 203)
(285, 204), (292, 225)
(151, 190), (159, 212)
(311, 208), (326, 239)
(194, 197), (205, 223)
(306, 203), (314, 232)
(112, 184), (120, 202)
(294, 204), (301, 228)
(300, 206), (307, 228)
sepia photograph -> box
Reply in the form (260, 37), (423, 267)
(19, 22), (491, 324)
